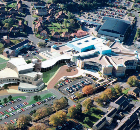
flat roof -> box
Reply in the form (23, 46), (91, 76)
(19, 82), (38, 89)
(22, 72), (42, 78)
(42, 54), (71, 68)
(0, 68), (18, 78)
(68, 35), (111, 51)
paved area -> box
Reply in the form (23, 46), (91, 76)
(47, 65), (78, 89)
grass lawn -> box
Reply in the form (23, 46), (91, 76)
(43, 63), (65, 83)
(28, 93), (54, 105)
(10, 39), (21, 45)
(0, 63), (7, 70)
(0, 57), (8, 64)
(122, 88), (130, 94)
(41, 59), (47, 62)
(75, 107), (103, 128)
(32, 15), (39, 18)
(0, 43), (3, 48)
(7, 2), (17, 8)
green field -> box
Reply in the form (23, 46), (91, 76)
(0, 63), (7, 70)
(122, 88), (130, 94)
(28, 93), (54, 105)
(43, 63), (65, 83)
(10, 39), (21, 45)
(7, 2), (17, 8)
(0, 57), (8, 64)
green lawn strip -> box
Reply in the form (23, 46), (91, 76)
(0, 57), (8, 63)
(32, 15), (39, 18)
(12, 96), (26, 100)
(0, 96), (26, 106)
(10, 39), (21, 45)
(79, 122), (91, 128)
(0, 63), (7, 70)
(7, 2), (17, 8)
(28, 93), (54, 105)
(122, 88), (130, 94)
(41, 59), (46, 62)
(43, 63), (65, 83)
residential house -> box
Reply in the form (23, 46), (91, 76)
(35, 22), (43, 32)
(47, 3), (57, 9)
(128, 87), (140, 98)
(3, 36), (10, 44)
(71, 30), (88, 38)
(110, 95), (129, 110)
(3, 40), (31, 57)
(40, 30), (48, 38)
(0, 13), (5, 20)
(93, 108), (118, 130)
(34, 2), (46, 9)
(56, 11), (67, 21)
(52, 32), (60, 39)
(0, 7), (5, 13)
(114, 106), (140, 130)
(35, 8), (47, 16)
(47, 15), (55, 22)
(10, 26), (20, 33)
(18, 20), (24, 31)
(8, 8), (18, 15)
(48, 8), (56, 15)
(0, 27), (8, 34)
(61, 32), (70, 39)
(17, 0), (23, 12)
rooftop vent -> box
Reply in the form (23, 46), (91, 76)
(92, 38), (96, 40)
(77, 43), (82, 45)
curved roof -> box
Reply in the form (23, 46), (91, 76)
(41, 55), (71, 68)
(0, 68), (18, 78)
(98, 18), (130, 37)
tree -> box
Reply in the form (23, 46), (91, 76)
(104, 88), (112, 99)
(67, 12), (75, 19)
(83, 117), (90, 123)
(2, 18), (14, 28)
(74, 91), (83, 100)
(16, 115), (32, 129)
(68, 103), (82, 118)
(5, 123), (15, 130)
(29, 123), (47, 130)
(127, 76), (139, 87)
(82, 85), (94, 95)
(8, 95), (13, 101)
(111, 87), (117, 97)
(34, 95), (41, 101)
(49, 110), (67, 126)
(82, 98), (93, 110)
(3, 98), (8, 103)
(114, 84), (122, 95)
(53, 97), (68, 111)
(3, 84), (8, 89)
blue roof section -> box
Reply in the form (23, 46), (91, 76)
(10, 40), (30, 50)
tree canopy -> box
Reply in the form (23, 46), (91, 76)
(82, 85), (95, 95)
(127, 76), (139, 87)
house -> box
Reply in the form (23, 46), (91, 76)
(0, 13), (5, 20)
(40, 30), (48, 38)
(18, 20), (24, 31)
(0, 27), (8, 34)
(3, 36), (10, 44)
(48, 8), (56, 15)
(110, 95), (129, 110)
(0, 7), (5, 13)
(47, 15), (55, 22)
(8, 8), (17, 14)
(114, 106), (140, 130)
(93, 108), (118, 130)
(35, 22), (43, 32)
(61, 32), (70, 39)
(56, 11), (67, 21)
(34, 2), (46, 9)
(47, 3), (57, 9)
(71, 30), (88, 38)
(17, 0), (23, 12)
(3, 40), (31, 57)
(10, 26), (20, 33)
(35, 8), (47, 16)
(128, 87), (140, 98)
(52, 32), (60, 39)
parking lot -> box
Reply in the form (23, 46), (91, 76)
(0, 94), (56, 124)
(59, 77), (94, 97)
(76, 7), (127, 26)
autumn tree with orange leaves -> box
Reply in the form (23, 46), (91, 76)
(82, 85), (95, 95)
